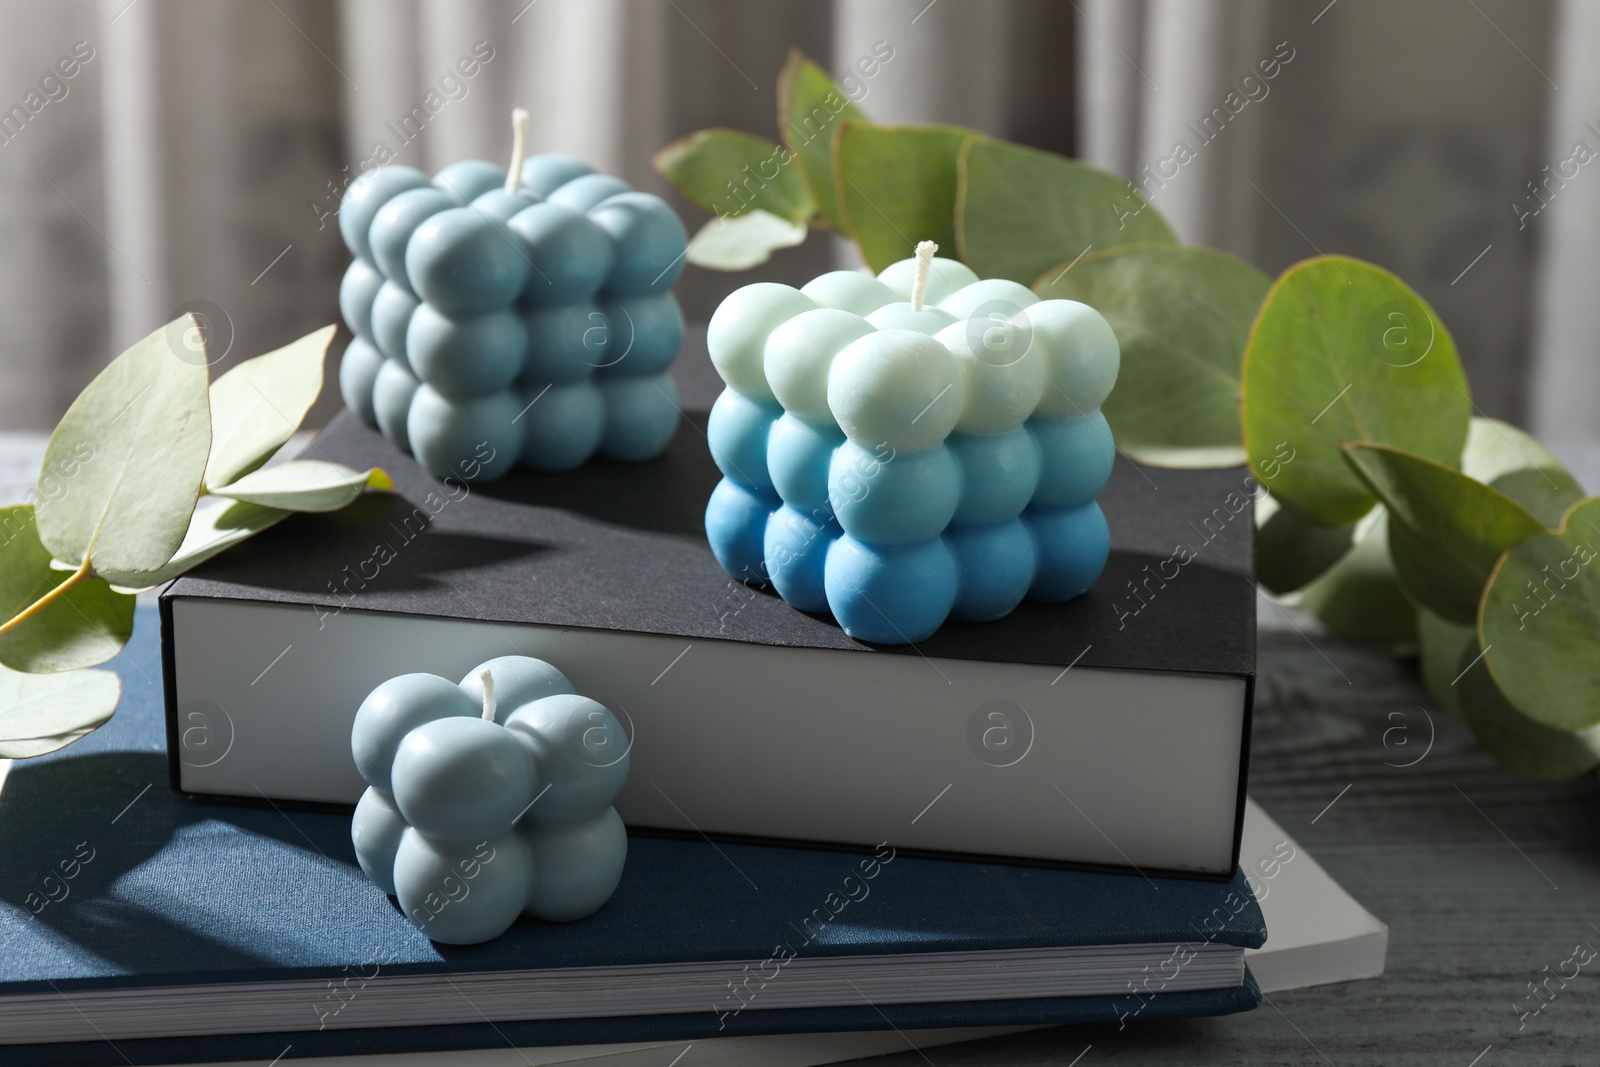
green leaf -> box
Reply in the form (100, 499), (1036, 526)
(1461, 416), (1584, 528)
(1255, 493), (1354, 595)
(956, 138), (1177, 285)
(686, 210), (810, 271)
(211, 460), (392, 513)
(1417, 607), (1473, 718)
(1240, 257), (1472, 527)
(778, 49), (865, 232)
(835, 121), (970, 273)
(1298, 508), (1417, 643)
(1458, 636), (1600, 780)
(1039, 244), (1267, 468)
(652, 128), (815, 225)
(0, 664), (120, 759)
(97, 497), (292, 591)
(35, 315), (212, 574)
(1344, 443), (1544, 624)
(206, 325), (334, 489)
(0, 505), (133, 672)
(1480, 497), (1600, 731)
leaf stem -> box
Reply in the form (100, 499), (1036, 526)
(0, 557), (92, 637)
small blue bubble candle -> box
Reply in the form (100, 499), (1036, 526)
(350, 655), (630, 945)
(339, 109), (688, 482)
(704, 241), (1119, 645)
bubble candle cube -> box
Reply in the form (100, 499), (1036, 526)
(704, 241), (1119, 645)
(350, 655), (630, 945)
(338, 110), (689, 482)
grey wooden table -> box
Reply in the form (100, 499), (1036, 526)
(4, 434), (1597, 1067)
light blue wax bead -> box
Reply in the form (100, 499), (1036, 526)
(548, 173), (632, 212)
(937, 277), (1039, 320)
(352, 787), (409, 894)
(707, 388), (778, 493)
(1029, 300), (1121, 418)
(947, 519), (1037, 622)
(764, 504), (835, 613)
(948, 428), (1041, 524)
(590, 193), (688, 296)
(372, 358), (421, 454)
(460, 655), (575, 724)
(340, 258), (384, 341)
(339, 336), (384, 427)
(523, 809), (627, 921)
(518, 380), (604, 471)
(391, 716), (538, 842)
(828, 441), (960, 546)
(705, 478), (776, 585)
(865, 302), (958, 335)
(764, 308), (873, 425)
(1032, 411), (1116, 507)
(393, 830), (534, 945)
(877, 255), (978, 305)
(825, 535), (957, 645)
(707, 284), (817, 404)
(407, 386), (521, 482)
(433, 160), (506, 204)
(598, 293), (684, 378)
(471, 188), (541, 223)
(340, 165), (429, 262)
(1027, 500), (1111, 601)
(799, 270), (900, 315)
(351, 672), (478, 793)
(522, 301), (607, 384)
(371, 280), (420, 368)
(505, 694), (630, 824)
(598, 373), (680, 462)
(407, 304), (527, 400)
(767, 413), (842, 515)
(521, 153), (594, 197)
(508, 204), (614, 305)
(370, 187), (456, 293)
(407, 207), (531, 315)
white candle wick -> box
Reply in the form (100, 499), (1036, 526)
(910, 240), (938, 312)
(504, 107), (530, 195)
(480, 668), (497, 722)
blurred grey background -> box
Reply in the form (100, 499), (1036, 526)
(0, 0), (1593, 441)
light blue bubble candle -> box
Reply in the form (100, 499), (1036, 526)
(704, 241), (1119, 645)
(350, 655), (630, 945)
(339, 109), (688, 482)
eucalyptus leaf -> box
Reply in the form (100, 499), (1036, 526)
(35, 315), (212, 574)
(1461, 416), (1584, 528)
(205, 325), (334, 489)
(1040, 244), (1267, 468)
(1480, 496), (1600, 731)
(956, 138), (1176, 285)
(211, 460), (392, 513)
(1457, 637), (1600, 780)
(777, 49), (865, 232)
(653, 128), (815, 225)
(98, 497), (292, 592)
(1298, 508), (1417, 643)
(1254, 493), (1354, 595)
(0, 664), (120, 759)
(1240, 257), (1471, 526)
(0, 505), (133, 672)
(1344, 443), (1544, 624)
(686, 210), (810, 271)
(1417, 607), (1473, 718)
(834, 121), (970, 272)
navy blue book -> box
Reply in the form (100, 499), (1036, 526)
(0, 611), (1262, 1066)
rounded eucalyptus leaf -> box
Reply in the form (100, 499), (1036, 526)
(1481, 497), (1600, 731)
(206, 324), (335, 489)
(209, 461), (392, 514)
(1458, 637), (1600, 780)
(835, 121), (970, 273)
(0, 664), (120, 759)
(0, 505), (133, 672)
(1241, 257), (1471, 527)
(957, 139), (1176, 285)
(686, 210), (810, 271)
(96, 497), (293, 591)
(1417, 607), (1473, 718)
(1461, 416), (1584, 529)
(777, 49), (864, 232)
(35, 315), (212, 574)
(653, 128), (815, 225)
(1254, 493), (1355, 596)
(1041, 244), (1267, 468)
(1298, 508), (1417, 644)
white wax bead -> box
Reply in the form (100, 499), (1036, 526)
(827, 329), (963, 454)
(800, 270), (900, 315)
(876, 256), (978, 304)
(936, 319), (1046, 436)
(765, 308), (874, 426)
(707, 283), (817, 402)
(938, 277), (1040, 320)
(866, 302), (958, 335)
(1028, 299), (1121, 418)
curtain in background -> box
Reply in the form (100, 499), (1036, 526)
(0, 0), (1593, 442)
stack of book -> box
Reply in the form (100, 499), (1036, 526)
(0, 336), (1385, 1066)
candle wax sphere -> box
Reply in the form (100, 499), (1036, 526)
(351, 672), (478, 793)
(393, 831), (535, 945)
(524, 809), (627, 921)
(340, 166), (429, 263)
(391, 716), (538, 842)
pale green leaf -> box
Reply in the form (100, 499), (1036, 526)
(97, 497), (294, 591)
(652, 128), (815, 225)
(0, 505), (133, 672)
(778, 48), (866, 232)
(835, 121), (970, 273)
(35, 315), (212, 573)
(0, 664), (120, 759)
(1254, 493), (1355, 595)
(206, 325), (334, 489)
(1458, 636), (1600, 780)
(1417, 607), (1473, 718)
(1298, 508), (1417, 643)
(211, 460), (393, 513)
(686, 210), (810, 271)
(1460, 416), (1584, 528)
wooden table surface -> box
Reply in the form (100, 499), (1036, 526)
(4, 433), (1597, 1067)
